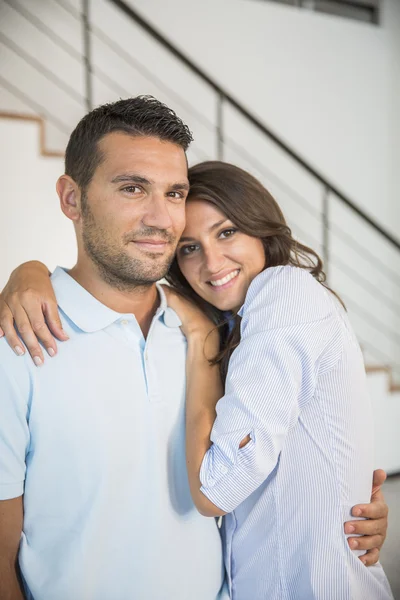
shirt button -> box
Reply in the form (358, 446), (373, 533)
(121, 319), (129, 326)
(219, 465), (228, 475)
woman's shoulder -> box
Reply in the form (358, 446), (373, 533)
(240, 265), (336, 329)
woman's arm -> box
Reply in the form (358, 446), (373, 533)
(162, 286), (226, 516)
(0, 261), (67, 364)
(185, 329), (226, 516)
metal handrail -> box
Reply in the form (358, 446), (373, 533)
(0, 75), (71, 134)
(104, 0), (400, 381)
(0, 31), (85, 106)
(109, 0), (400, 253)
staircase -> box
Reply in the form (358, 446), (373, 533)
(0, 0), (399, 474)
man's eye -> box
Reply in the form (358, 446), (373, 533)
(121, 185), (142, 194)
(168, 191), (185, 201)
(220, 228), (237, 239)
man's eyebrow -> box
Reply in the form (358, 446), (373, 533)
(179, 219), (230, 243)
(170, 182), (190, 192)
(111, 174), (152, 185)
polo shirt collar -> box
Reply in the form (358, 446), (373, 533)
(155, 282), (182, 328)
(51, 267), (178, 333)
(51, 267), (123, 332)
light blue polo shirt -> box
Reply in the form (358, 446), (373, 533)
(0, 267), (226, 600)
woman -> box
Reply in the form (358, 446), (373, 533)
(0, 162), (392, 599)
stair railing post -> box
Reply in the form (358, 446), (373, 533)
(82, 0), (93, 112)
(322, 185), (330, 281)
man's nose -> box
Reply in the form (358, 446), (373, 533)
(142, 194), (173, 230)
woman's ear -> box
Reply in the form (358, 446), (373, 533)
(56, 175), (82, 222)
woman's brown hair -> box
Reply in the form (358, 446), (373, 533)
(166, 161), (341, 380)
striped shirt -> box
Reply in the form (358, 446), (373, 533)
(200, 266), (393, 600)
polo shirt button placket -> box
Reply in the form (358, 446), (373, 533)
(142, 318), (163, 402)
(143, 350), (161, 402)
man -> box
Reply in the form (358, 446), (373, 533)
(0, 97), (226, 599)
(0, 96), (388, 599)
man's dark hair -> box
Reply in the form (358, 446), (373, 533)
(65, 95), (193, 191)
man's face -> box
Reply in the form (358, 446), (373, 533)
(80, 133), (189, 289)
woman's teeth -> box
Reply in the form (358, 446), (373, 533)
(209, 270), (240, 287)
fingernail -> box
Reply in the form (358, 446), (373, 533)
(47, 348), (56, 357)
(347, 525), (355, 533)
(350, 539), (358, 549)
(361, 558), (367, 565)
(14, 345), (24, 356)
(353, 508), (362, 517)
(62, 331), (69, 340)
(33, 356), (43, 367)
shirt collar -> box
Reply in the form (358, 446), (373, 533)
(155, 282), (182, 328)
(51, 267), (123, 332)
(51, 267), (178, 333)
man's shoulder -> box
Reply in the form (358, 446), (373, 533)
(0, 336), (33, 397)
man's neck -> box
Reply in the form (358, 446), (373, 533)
(68, 263), (160, 338)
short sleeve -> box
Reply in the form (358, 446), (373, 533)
(0, 357), (31, 500)
(199, 267), (343, 513)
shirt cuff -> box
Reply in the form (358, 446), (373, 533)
(200, 437), (267, 513)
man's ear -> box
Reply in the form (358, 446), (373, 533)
(56, 175), (82, 222)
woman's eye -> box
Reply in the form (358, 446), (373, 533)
(219, 228), (237, 239)
(180, 244), (198, 256)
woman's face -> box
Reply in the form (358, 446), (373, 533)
(177, 199), (266, 312)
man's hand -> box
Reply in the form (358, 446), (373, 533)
(345, 469), (388, 566)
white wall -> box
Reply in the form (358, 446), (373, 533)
(0, 118), (76, 288)
(383, 0), (400, 228)
(127, 0), (399, 238)
(369, 371), (400, 474)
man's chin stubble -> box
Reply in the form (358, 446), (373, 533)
(80, 214), (176, 291)
(90, 252), (174, 292)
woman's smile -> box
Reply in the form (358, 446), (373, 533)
(177, 200), (266, 312)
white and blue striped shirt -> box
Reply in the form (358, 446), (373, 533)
(200, 266), (393, 600)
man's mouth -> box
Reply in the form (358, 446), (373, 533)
(131, 239), (170, 253)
